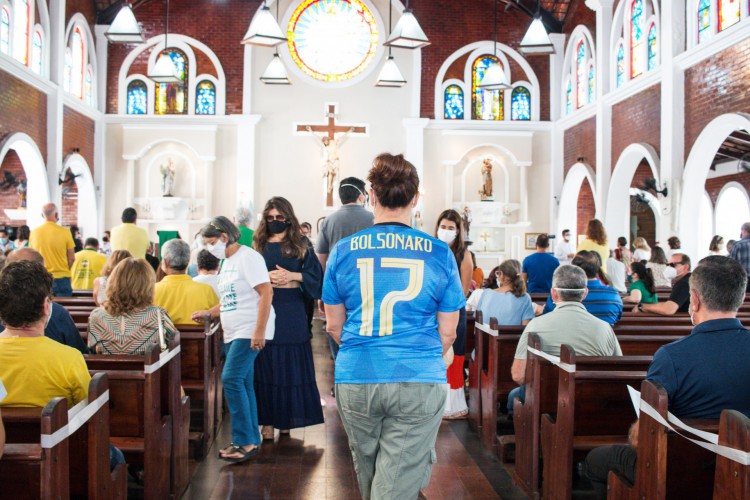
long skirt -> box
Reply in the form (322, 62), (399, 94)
(444, 307), (468, 417)
(255, 288), (324, 429)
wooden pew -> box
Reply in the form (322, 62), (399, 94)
(713, 409), (750, 498)
(53, 296), (96, 308)
(467, 311), (488, 433)
(540, 344), (647, 500)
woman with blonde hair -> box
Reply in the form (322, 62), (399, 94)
(632, 237), (651, 262)
(577, 219), (609, 273)
(92, 249), (132, 306)
(88, 257), (176, 355)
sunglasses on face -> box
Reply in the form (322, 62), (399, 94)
(668, 262), (683, 268)
(266, 215), (287, 222)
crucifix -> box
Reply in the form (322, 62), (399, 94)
(297, 104), (368, 207)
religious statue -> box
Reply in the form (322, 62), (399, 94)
(17, 178), (26, 208)
(462, 205), (472, 239)
(479, 157), (494, 200)
(307, 126), (354, 205)
(412, 210), (423, 231)
(160, 159), (176, 197)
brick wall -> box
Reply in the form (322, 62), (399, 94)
(705, 171), (750, 205)
(65, 0), (96, 32)
(564, 116), (596, 175)
(563, 0), (596, 39)
(630, 161), (653, 188)
(0, 71), (48, 162)
(62, 106), (95, 175)
(684, 36), (750, 160)
(61, 183), (79, 227)
(631, 196), (656, 246)
(577, 177), (595, 235)
(611, 84), (661, 170)
(0, 151), (27, 226)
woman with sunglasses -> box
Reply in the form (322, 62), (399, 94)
(253, 197), (324, 439)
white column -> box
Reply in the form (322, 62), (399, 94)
(204, 160), (214, 219)
(235, 115), (263, 212)
(549, 33), (567, 232)
(519, 165), (529, 222)
(242, 45), (254, 114)
(125, 159), (135, 207)
(47, 0), (65, 206)
(548, 34), (567, 122)
(94, 25), (109, 113)
(402, 118), (430, 214)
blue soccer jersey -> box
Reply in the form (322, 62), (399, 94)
(322, 223), (466, 384)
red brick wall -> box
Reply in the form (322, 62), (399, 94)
(62, 106), (95, 175)
(0, 71), (48, 162)
(630, 161), (653, 188)
(684, 37), (750, 161)
(563, 0), (596, 39)
(564, 116), (596, 175)
(577, 177), (596, 235)
(0, 151), (27, 226)
(611, 84), (661, 170)
(705, 171), (750, 205)
(61, 183), (79, 227)
(631, 196), (656, 246)
(65, 0), (96, 32)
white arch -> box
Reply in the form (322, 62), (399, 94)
(605, 143), (661, 243)
(128, 137), (207, 162)
(0, 132), (50, 228)
(65, 13), (97, 105)
(144, 149), (197, 200)
(610, 0), (660, 89)
(628, 187), (661, 240)
(558, 162), (597, 241)
(560, 25), (596, 114)
(448, 143), (519, 205)
(460, 155), (509, 205)
(61, 154), (98, 237)
(680, 112), (750, 257)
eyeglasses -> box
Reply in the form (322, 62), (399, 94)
(668, 262), (684, 268)
(265, 215), (286, 222)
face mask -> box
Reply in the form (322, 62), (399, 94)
(102, 237), (109, 243)
(0, 238), (6, 245)
(437, 228), (457, 244)
(268, 220), (289, 234)
(207, 240), (227, 260)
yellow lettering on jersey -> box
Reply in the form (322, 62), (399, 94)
(350, 233), (434, 253)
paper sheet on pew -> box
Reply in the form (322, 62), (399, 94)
(627, 386), (750, 466)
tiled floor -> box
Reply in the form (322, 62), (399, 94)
(182, 320), (526, 499)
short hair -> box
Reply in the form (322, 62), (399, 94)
(301, 222), (312, 232)
(633, 237), (650, 251)
(121, 207), (137, 223)
(671, 252), (691, 270)
(104, 258), (155, 316)
(617, 236), (628, 247)
(161, 239), (190, 272)
(339, 177), (366, 204)
(197, 249), (220, 272)
(742, 222), (750, 234)
(0, 229), (7, 237)
(691, 256), (748, 312)
(562, 229), (570, 235)
(7, 247), (44, 265)
(85, 237), (99, 248)
(572, 250), (599, 279)
(367, 153), (419, 209)
(17, 225), (30, 241)
(552, 265), (587, 302)
(235, 206), (252, 226)
(201, 216), (241, 244)
(667, 236), (681, 249)
(0, 261), (52, 327)
(536, 234), (550, 249)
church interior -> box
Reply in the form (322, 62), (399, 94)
(1, 0), (750, 498)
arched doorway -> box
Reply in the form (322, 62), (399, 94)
(61, 154), (98, 238)
(558, 162), (597, 244)
(0, 133), (51, 229)
(629, 189), (658, 247)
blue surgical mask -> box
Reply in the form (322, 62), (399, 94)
(0, 238), (7, 245)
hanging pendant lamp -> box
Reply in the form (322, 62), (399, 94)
(242, 1), (287, 46)
(478, 0), (510, 90)
(105, 4), (145, 43)
(519, 3), (555, 55)
(384, 0), (429, 49)
(377, 1), (406, 87)
(260, 52), (291, 84)
(148, 0), (180, 83)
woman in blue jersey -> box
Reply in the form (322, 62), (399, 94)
(323, 153), (466, 500)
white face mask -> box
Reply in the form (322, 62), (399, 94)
(207, 240), (227, 260)
(437, 228), (457, 244)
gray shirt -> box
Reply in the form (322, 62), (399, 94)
(316, 204), (374, 254)
(514, 301), (622, 360)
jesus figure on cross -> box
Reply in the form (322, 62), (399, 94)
(306, 125), (355, 199)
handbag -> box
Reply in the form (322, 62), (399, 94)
(157, 307), (167, 351)
(264, 305), (276, 341)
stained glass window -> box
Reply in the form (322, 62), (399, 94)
(84, 66), (93, 106)
(444, 85), (464, 120)
(616, 43), (625, 87)
(472, 55), (503, 121)
(30, 29), (42, 74)
(154, 48), (187, 115)
(719, 0), (741, 31)
(71, 27), (84, 99)
(647, 24), (657, 71)
(565, 79), (572, 115)
(511, 86), (531, 121)
(195, 80), (216, 115)
(576, 40), (586, 108)
(288, 0), (378, 82)
(698, 0), (711, 43)
(63, 49), (72, 93)
(630, 0), (644, 78)
(127, 80), (147, 115)
(12, 0), (28, 64)
(1, 7), (10, 55)
(588, 64), (595, 104)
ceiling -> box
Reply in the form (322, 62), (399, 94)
(713, 130), (750, 169)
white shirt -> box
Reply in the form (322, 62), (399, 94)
(216, 246), (271, 343)
(555, 239), (575, 265)
(632, 249), (651, 262)
(193, 273), (220, 296)
(606, 258), (627, 293)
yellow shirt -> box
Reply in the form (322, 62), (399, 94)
(577, 238), (610, 274)
(71, 249), (108, 290)
(29, 221), (75, 278)
(0, 336), (91, 408)
(110, 223), (150, 260)
(154, 274), (219, 325)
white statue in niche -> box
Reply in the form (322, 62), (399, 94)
(479, 157), (494, 201)
(160, 158), (176, 197)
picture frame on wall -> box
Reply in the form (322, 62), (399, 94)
(525, 233), (539, 250)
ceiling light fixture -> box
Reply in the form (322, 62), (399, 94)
(384, 0), (429, 49)
(519, 2), (555, 55)
(105, 3), (145, 43)
(148, 0), (181, 83)
(478, 0), (510, 90)
(260, 1), (290, 84)
(377, 1), (406, 87)
(242, 1), (287, 47)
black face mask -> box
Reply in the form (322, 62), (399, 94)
(102, 237), (109, 243)
(268, 220), (289, 234)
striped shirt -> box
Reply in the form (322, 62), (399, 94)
(87, 305), (176, 355)
(542, 279), (623, 325)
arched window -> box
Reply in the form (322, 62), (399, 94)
(630, 0), (645, 78)
(84, 66), (93, 106)
(698, 0), (712, 42)
(195, 80), (216, 115)
(155, 48), (188, 115)
(63, 49), (72, 93)
(718, 0), (741, 31)
(647, 23), (657, 71)
(565, 79), (573, 115)
(587, 64), (595, 104)
(0, 6), (10, 55)
(511, 86), (531, 121)
(127, 80), (148, 115)
(616, 43), (625, 87)
(30, 28), (42, 74)
(444, 84), (464, 120)
(12, 0), (28, 64)
(71, 27), (84, 99)
(472, 55), (503, 121)
(576, 40), (586, 108)
(716, 186), (750, 242)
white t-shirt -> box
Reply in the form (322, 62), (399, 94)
(555, 239), (575, 265)
(217, 245), (271, 343)
(606, 258), (627, 293)
(632, 249), (651, 262)
(193, 273), (220, 296)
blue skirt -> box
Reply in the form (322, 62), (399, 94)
(254, 288), (324, 429)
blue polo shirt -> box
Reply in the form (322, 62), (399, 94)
(647, 318), (750, 419)
(522, 252), (560, 293)
(543, 279), (623, 325)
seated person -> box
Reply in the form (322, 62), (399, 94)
(635, 253), (691, 315)
(71, 238), (108, 290)
(543, 251), (623, 325)
(88, 257), (176, 355)
(584, 256), (750, 499)
(154, 240), (219, 325)
(606, 249), (627, 293)
(3, 248), (86, 353)
(476, 259), (535, 326)
(622, 262), (658, 305)
(93, 250), (132, 307)
(0, 260), (124, 469)
(522, 234), (560, 293)
(193, 249), (220, 295)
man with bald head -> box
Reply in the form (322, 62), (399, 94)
(3, 248), (85, 352)
(29, 203), (75, 296)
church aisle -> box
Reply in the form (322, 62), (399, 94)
(182, 319), (525, 499)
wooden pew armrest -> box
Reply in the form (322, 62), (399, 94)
(0, 443), (42, 461)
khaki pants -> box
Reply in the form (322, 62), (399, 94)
(336, 383), (447, 500)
